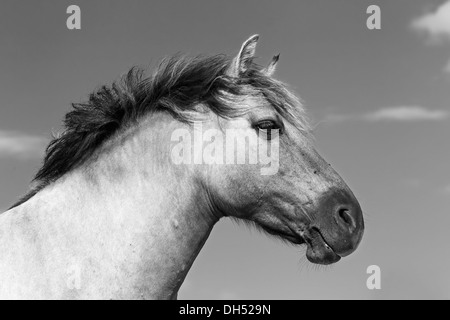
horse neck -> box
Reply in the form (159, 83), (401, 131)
(28, 114), (219, 299)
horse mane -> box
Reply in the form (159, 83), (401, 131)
(10, 53), (310, 209)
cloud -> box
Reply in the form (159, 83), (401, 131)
(364, 106), (449, 122)
(322, 106), (449, 124)
(411, 1), (450, 44)
(0, 130), (48, 159)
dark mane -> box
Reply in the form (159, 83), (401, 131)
(10, 54), (309, 209)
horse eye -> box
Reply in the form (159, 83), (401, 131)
(257, 120), (278, 130)
(255, 120), (282, 139)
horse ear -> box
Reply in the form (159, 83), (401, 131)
(264, 54), (280, 76)
(228, 34), (259, 77)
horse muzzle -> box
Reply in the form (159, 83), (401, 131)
(304, 187), (365, 265)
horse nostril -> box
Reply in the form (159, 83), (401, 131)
(337, 207), (356, 230)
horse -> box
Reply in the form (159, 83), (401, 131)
(0, 35), (364, 299)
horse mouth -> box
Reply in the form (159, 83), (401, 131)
(303, 227), (341, 265)
(260, 224), (341, 265)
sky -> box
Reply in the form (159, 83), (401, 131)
(1, 0), (450, 299)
